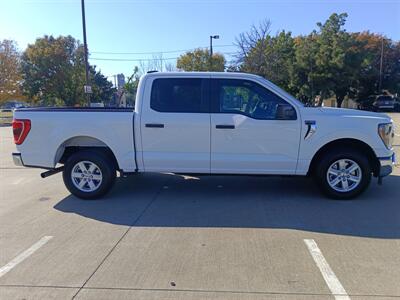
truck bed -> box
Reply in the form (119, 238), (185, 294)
(13, 107), (137, 172)
(17, 107), (133, 112)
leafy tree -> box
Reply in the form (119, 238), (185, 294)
(385, 40), (400, 96)
(177, 48), (225, 71)
(21, 35), (114, 106)
(234, 13), (398, 107)
(120, 66), (141, 107)
(90, 68), (114, 104)
(21, 35), (82, 105)
(241, 31), (296, 93)
(123, 67), (139, 92)
(0, 40), (25, 104)
(291, 13), (353, 107)
(313, 13), (354, 107)
(291, 33), (319, 104)
(351, 32), (400, 100)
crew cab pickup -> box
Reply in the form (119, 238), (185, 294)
(12, 72), (395, 199)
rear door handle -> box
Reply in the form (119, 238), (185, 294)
(145, 123), (164, 128)
(216, 125), (235, 129)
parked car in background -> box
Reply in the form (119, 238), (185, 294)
(357, 96), (375, 111)
(373, 95), (395, 112)
(394, 97), (400, 112)
(1, 100), (29, 111)
(89, 102), (105, 108)
(12, 72), (395, 200)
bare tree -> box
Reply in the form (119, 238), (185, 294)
(139, 53), (164, 73)
(235, 18), (271, 65)
(165, 62), (177, 72)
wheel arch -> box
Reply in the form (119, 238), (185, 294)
(54, 136), (120, 170)
(308, 138), (380, 177)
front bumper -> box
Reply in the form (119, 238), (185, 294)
(378, 153), (395, 177)
(12, 152), (24, 167)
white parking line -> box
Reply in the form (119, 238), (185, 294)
(304, 239), (350, 300)
(12, 178), (24, 185)
(0, 236), (53, 278)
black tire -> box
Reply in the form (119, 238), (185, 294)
(63, 150), (116, 200)
(314, 149), (371, 200)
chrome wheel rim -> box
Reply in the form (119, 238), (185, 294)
(71, 161), (102, 192)
(326, 159), (362, 193)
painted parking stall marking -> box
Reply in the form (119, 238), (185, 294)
(304, 239), (350, 300)
(0, 236), (53, 278)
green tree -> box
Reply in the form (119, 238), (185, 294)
(21, 35), (114, 106)
(124, 66), (140, 95)
(0, 39), (25, 104)
(291, 33), (319, 104)
(235, 13), (372, 107)
(177, 48), (225, 71)
(240, 38), (295, 92)
(351, 32), (400, 101)
(313, 13), (354, 107)
(21, 35), (82, 105)
(90, 68), (115, 104)
(120, 66), (141, 107)
(236, 21), (296, 94)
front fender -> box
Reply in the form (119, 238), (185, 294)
(296, 127), (386, 175)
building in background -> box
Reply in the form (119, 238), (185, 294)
(117, 74), (125, 90)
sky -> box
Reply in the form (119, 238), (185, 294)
(1, 0), (399, 83)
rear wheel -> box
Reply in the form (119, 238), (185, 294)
(314, 150), (371, 199)
(63, 150), (116, 199)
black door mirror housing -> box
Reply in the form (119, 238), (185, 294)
(276, 104), (297, 120)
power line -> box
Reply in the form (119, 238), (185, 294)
(90, 51), (237, 62)
(91, 44), (236, 55)
(90, 56), (179, 61)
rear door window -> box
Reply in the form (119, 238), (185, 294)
(150, 78), (208, 113)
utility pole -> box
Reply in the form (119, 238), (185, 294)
(81, 0), (91, 105)
(378, 36), (384, 93)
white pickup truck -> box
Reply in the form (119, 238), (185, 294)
(12, 72), (395, 200)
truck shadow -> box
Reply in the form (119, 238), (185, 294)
(54, 172), (400, 239)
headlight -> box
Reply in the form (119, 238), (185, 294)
(378, 123), (394, 149)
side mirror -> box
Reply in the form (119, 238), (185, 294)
(276, 104), (296, 120)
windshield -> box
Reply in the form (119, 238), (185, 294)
(376, 96), (394, 102)
(258, 76), (305, 107)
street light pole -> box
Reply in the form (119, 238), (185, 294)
(209, 35), (213, 58)
(81, 0), (90, 105)
(209, 35), (219, 70)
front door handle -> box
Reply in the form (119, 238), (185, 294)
(216, 125), (235, 129)
(145, 123), (164, 128)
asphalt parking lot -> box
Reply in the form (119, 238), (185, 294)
(0, 113), (399, 300)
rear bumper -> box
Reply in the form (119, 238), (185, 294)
(378, 153), (395, 177)
(12, 152), (24, 166)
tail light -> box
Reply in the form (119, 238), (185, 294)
(12, 119), (31, 145)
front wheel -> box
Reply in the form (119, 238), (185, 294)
(314, 150), (371, 200)
(63, 150), (116, 199)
